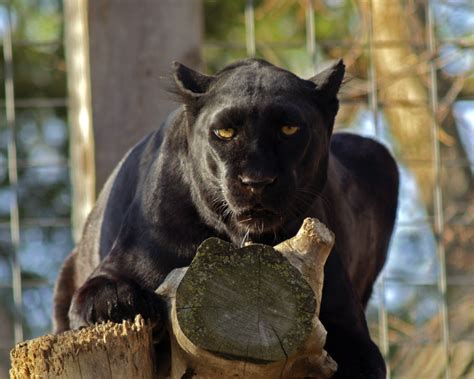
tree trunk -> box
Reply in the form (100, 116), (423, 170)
(88, 0), (203, 193)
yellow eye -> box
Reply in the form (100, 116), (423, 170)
(281, 125), (300, 136)
(214, 128), (236, 140)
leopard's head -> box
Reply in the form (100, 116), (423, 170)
(172, 59), (344, 243)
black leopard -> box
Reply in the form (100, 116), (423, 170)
(53, 58), (398, 378)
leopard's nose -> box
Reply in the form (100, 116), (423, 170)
(238, 174), (276, 192)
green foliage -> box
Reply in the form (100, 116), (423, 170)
(204, 0), (249, 43)
(12, 44), (66, 99)
(203, 0), (360, 75)
(10, 0), (63, 42)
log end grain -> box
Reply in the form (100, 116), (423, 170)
(175, 238), (316, 363)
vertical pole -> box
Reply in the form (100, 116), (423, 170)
(2, 5), (23, 343)
(426, 1), (451, 377)
(367, 0), (390, 376)
(245, 0), (256, 57)
(64, 0), (96, 242)
(305, 0), (317, 71)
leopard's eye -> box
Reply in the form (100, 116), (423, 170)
(280, 125), (300, 136)
(214, 128), (236, 140)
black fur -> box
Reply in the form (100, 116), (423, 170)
(54, 59), (398, 378)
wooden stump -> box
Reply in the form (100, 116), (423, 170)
(10, 315), (155, 379)
(156, 217), (337, 378)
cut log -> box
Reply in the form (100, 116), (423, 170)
(156, 217), (337, 378)
(9, 315), (155, 379)
(9, 218), (336, 378)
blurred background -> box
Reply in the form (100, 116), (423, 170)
(0, 0), (472, 377)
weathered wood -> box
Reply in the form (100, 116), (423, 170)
(88, 0), (203, 192)
(274, 217), (335, 315)
(176, 239), (317, 362)
(156, 217), (337, 378)
(9, 316), (155, 379)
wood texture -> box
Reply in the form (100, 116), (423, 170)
(64, 0), (95, 241)
(10, 316), (155, 379)
(157, 217), (338, 378)
(175, 239), (316, 362)
(88, 0), (203, 191)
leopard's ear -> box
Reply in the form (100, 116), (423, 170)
(308, 59), (345, 98)
(172, 61), (215, 98)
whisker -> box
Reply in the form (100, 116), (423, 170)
(240, 227), (251, 247)
(239, 217), (252, 223)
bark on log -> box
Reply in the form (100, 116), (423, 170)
(156, 217), (337, 378)
(9, 316), (155, 379)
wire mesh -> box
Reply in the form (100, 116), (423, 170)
(426, 1), (452, 376)
(0, 1), (71, 374)
(202, 0), (473, 377)
(366, 2), (391, 375)
(2, 4), (22, 345)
